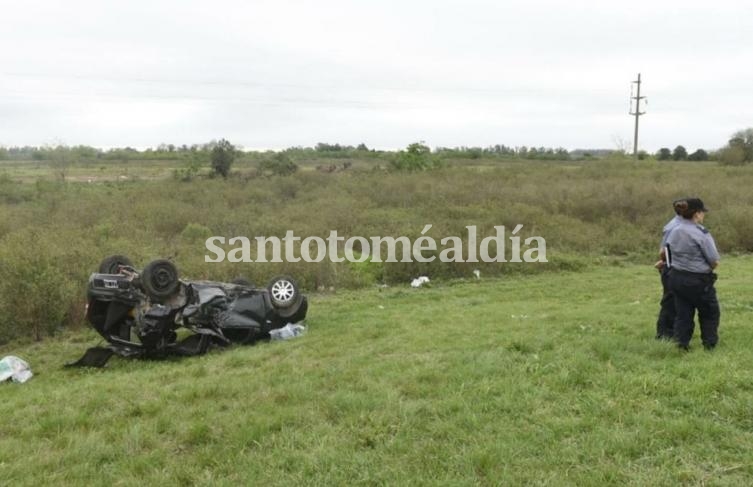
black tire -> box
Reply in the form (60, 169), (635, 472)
(278, 295), (307, 321)
(267, 275), (300, 309)
(98, 255), (134, 274)
(141, 259), (180, 302)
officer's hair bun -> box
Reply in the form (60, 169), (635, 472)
(674, 200), (688, 213)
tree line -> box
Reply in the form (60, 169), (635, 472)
(3, 127), (752, 172)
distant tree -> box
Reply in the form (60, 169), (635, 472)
(48, 145), (70, 181)
(466, 147), (483, 159)
(637, 150), (648, 160)
(672, 145), (688, 161)
(210, 139), (236, 178)
(0, 147), (7, 161)
(729, 128), (753, 161)
(356, 143), (369, 151)
(718, 145), (746, 165)
(259, 152), (298, 177)
(70, 145), (99, 162)
(315, 142), (344, 152)
(687, 149), (709, 161)
(390, 142), (438, 171)
(656, 148), (672, 160)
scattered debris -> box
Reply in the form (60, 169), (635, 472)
(0, 356), (33, 384)
(473, 269), (481, 279)
(411, 276), (430, 288)
(269, 323), (306, 340)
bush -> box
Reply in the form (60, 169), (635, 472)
(0, 230), (79, 342)
(719, 146), (746, 166)
(181, 223), (213, 242)
(210, 139), (236, 178)
(259, 152), (298, 177)
(390, 142), (442, 171)
(173, 156), (203, 181)
(656, 148), (672, 161)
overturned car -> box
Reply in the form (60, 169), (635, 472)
(70, 255), (307, 367)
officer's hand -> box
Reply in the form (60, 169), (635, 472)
(654, 260), (665, 270)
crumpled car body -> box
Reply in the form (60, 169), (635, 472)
(71, 256), (307, 366)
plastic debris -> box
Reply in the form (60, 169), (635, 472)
(410, 276), (430, 288)
(269, 323), (306, 341)
(473, 269), (481, 279)
(0, 356), (33, 384)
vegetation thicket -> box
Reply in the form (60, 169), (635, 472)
(2, 155), (753, 343)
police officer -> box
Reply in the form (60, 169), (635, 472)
(666, 198), (721, 350)
(654, 198), (686, 339)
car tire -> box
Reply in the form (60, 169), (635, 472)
(267, 275), (300, 309)
(278, 295), (307, 321)
(98, 255), (134, 274)
(141, 259), (180, 302)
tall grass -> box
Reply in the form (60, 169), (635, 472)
(1, 160), (752, 342)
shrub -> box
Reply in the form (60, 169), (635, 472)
(718, 146), (746, 166)
(0, 230), (78, 342)
(390, 142), (442, 171)
(259, 152), (298, 177)
(656, 148), (672, 161)
(210, 139), (236, 178)
(181, 223), (213, 242)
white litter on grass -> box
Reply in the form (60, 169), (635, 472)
(269, 323), (306, 341)
(411, 276), (430, 288)
(0, 356), (33, 384)
(473, 269), (481, 279)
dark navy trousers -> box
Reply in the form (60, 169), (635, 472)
(655, 267), (675, 339)
(668, 269), (720, 349)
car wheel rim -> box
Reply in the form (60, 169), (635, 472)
(271, 280), (295, 305)
(153, 267), (175, 291)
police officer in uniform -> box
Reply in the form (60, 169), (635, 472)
(654, 199), (686, 339)
(665, 198), (720, 350)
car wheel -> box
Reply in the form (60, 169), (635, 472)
(141, 259), (180, 302)
(98, 255), (134, 274)
(267, 275), (300, 309)
(278, 295), (307, 321)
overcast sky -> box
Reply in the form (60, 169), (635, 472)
(1, 0), (751, 152)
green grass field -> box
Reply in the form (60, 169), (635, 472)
(2, 257), (752, 485)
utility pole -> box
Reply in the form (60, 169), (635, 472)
(630, 73), (646, 159)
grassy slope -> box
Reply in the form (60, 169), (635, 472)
(2, 257), (753, 486)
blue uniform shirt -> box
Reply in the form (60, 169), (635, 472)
(666, 219), (720, 273)
(660, 215), (683, 250)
